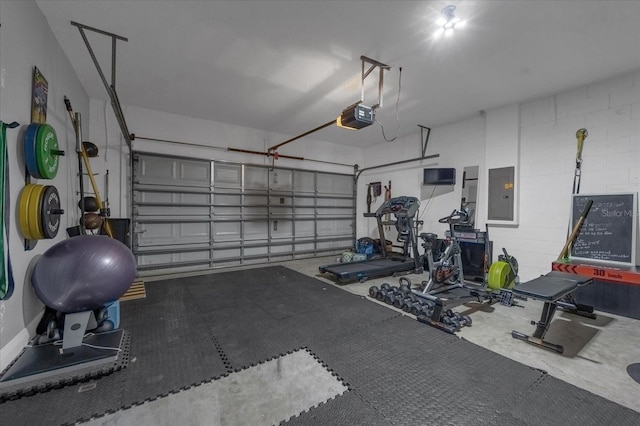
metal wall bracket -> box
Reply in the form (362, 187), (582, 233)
(71, 21), (132, 149)
(360, 56), (391, 110)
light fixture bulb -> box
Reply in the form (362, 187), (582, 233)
(441, 5), (456, 22)
(436, 4), (465, 37)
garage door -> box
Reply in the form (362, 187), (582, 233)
(132, 152), (355, 275)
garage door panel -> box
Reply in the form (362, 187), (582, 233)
(133, 153), (354, 274)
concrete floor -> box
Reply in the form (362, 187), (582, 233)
(83, 256), (640, 425)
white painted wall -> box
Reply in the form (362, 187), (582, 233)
(0, 0), (90, 369)
(358, 116), (487, 245)
(88, 101), (363, 223)
(513, 71), (640, 280)
(485, 104), (520, 225)
(360, 71), (640, 283)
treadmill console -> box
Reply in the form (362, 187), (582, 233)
(376, 196), (420, 218)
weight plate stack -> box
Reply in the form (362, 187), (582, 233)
(18, 184), (64, 240)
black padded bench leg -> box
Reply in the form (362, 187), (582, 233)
(512, 301), (564, 354)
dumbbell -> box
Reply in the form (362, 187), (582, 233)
(384, 286), (402, 305)
(420, 303), (434, 318)
(368, 286), (379, 298)
(377, 283), (392, 299)
(452, 312), (472, 327)
(442, 315), (461, 331)
(398, 284), (411, 297)
(401, 298), (414, 312)
(410, 301), (423, 316)
(393, 297), (405, 309)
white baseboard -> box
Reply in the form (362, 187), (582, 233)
(0, 314), (43, 371)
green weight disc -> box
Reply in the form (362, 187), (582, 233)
(487, 261), (512, 290)
(24, 124), (43, 179)
(35, 124), (61, 179)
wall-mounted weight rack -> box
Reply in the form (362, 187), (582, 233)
(19, 122), (65, 250)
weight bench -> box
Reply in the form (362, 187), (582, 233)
(511, 271), (594, 354)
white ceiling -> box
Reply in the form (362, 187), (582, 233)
(36, 0), (640, 149)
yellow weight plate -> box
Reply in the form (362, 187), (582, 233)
(29, 184), (46, 240)
(18, 184), (36, 240)
(487, 261), (512, 290)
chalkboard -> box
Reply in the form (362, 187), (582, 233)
(571, 193), (637, 264)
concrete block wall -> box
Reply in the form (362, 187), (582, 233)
(358, 115), (486, 243)
(509, 70), (640, 280)
(360, 70), (639, 282)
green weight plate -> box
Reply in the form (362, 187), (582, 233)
(487, 261), (511, 290)
(41, 185), (63, 239)
(36, 124), (60, 179)
(24, 124), (43, 179)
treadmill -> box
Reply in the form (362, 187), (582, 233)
(319, 196), (423, 283)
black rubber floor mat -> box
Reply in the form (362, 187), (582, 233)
(0, 369), (128, 426)
(283, 390), (394, 426)
(510, 373), (640, 425)
(304, 315), (547, 425)
(2, 265), (639, 426)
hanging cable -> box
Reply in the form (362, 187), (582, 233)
(376, 67), (402, 142)
(418, 185), (438, 223)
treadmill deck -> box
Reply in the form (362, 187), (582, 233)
(319, 258), (419, 283)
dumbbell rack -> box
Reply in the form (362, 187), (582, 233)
(368, 282), (473, 334)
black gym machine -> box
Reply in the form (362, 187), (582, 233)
(319, 196), (424, 283)
(368, 208), (521, 333)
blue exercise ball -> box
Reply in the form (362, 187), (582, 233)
(32, 235), (137, 313)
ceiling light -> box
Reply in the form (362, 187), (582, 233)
(433, 4), (466, 39)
